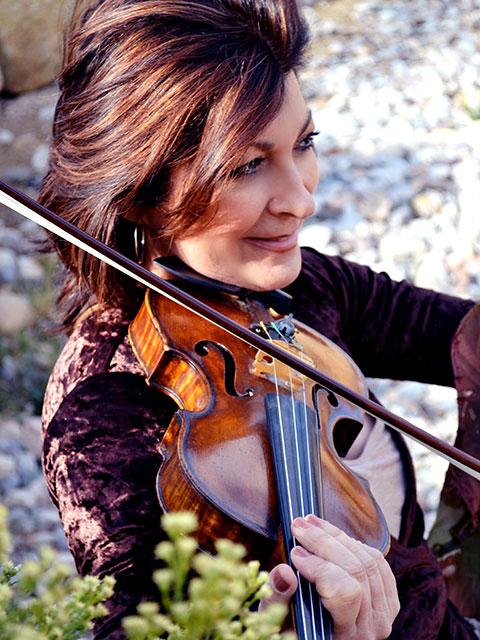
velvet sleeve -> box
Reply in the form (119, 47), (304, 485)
(42, 372), (177, 640)
(294, 248), (475, 386)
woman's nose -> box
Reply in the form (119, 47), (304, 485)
(268, 163), (317, 220)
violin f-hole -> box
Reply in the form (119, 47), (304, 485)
(312, 383), (338, 408)
(195, 340), (254, 398)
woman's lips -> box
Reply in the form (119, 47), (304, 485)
(244, 230), (299, 253)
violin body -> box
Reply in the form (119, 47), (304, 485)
(129, 286), (390, 566)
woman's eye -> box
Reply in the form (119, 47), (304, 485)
(231, 157), (265, 178)
(297, 130), (320, 151)
(231, 131), (319, 179)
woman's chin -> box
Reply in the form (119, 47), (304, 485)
(244, 255), (302, 292)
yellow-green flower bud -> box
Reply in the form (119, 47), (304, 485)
(215, 538), (246, 561)
(39, 546), (56, 566)
(137, 601), (160, 617)
(122, 615), (151, 638)
(153, 568), (174, 590)
(155, 540), (175, 562)
(176, 537), (197, 558)
(256, 584), (272, 600)
(161, 511), (198, 537)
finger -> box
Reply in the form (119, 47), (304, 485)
(359, 542), (400, 621)
(297, 517), (398, 619)
(291, 516), (369, 576)
(258, 563), (297, 612)
(318, 519), (399, 625)
(290, 545), (361, 635)
(305, 520), (388, 617)
(331, 538), (395, 637)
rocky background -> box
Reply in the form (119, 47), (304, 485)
(0, 0), (479, 571)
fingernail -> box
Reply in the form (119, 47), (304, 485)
(305, 514), (325, 527)
(272, 569), (290, 594)
(292, 517), (311, 530)
(292, 546), (312, 558)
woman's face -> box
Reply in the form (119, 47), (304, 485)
(150, 73), (319, 291)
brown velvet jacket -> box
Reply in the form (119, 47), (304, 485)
(42, 248), (478, 639)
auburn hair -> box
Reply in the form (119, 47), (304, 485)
(39, 0), (309, 329)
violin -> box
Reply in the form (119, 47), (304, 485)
(129, 271), (391, 638)
(1, 179), (480, 639)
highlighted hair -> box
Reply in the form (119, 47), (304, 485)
(40, 0), (309, 327)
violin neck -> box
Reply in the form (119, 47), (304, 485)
(265, 394), (333, 640)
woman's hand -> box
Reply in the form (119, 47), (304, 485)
(260, 515), (400, 640)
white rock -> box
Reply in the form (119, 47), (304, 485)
(36, 509), (63, 530)
(0, 418), (21, 441)
(422, 96), (452, 129)
(28, 530), (59, 549)
(8, 507), (35, 535)
(1, 354), (16, 381)
(379, 229), (426, 263)
(0, 129), (14, 145)
(300, 223), (332, 249)
(55, 550), (75, 566)
(18, 416), (42, 458)
(414, 251), (450, 292)
(16, 451), (38, 484)
(0, 453), (15, 480)
(0, 247), (17, 284)
(7, 487), (37, 510)
(0, 290), (34, 334)
(333, 204), (363, 232)
(39, 103), (57, 122)
(0, 227), (22, 249)
(406, 217), (440, 242)
(0, 0), (74, 93)
(17, 255), (44, 283)
(21, 475), (53, 508)
(349, 92), (391, 125)
(356, 191), (392, 222)
(412, 190), (444, 217)
(457, 36), (477, 56)
(31, 143), (50, 173)
(389, 181), (417, 208)
(369, 157), (410, 187)
(427, 164), (453, 182)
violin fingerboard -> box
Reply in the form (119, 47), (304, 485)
(265, 393), (333, 640)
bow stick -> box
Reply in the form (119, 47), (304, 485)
(0, 178), (479, 481)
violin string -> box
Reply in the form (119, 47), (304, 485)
(298, 366), (330, 638)
(261, 321), (310, 639)
(293, 342), (330, 638)
(272, 366), (310, 638)
(268, 321), (323, 639)
(289, 361), (324, 639)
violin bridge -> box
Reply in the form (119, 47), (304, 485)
(251, 340), (314, 391)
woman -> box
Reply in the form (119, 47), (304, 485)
(39, 0), (478, 638)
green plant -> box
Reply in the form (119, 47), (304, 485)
(0, 503), (296, 639)
(123, 512), (295, 640)
(0, 504), (114, 639)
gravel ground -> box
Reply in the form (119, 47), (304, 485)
(0, 0), (479, 566)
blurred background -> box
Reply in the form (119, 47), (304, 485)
(0, 0), (479, 565)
